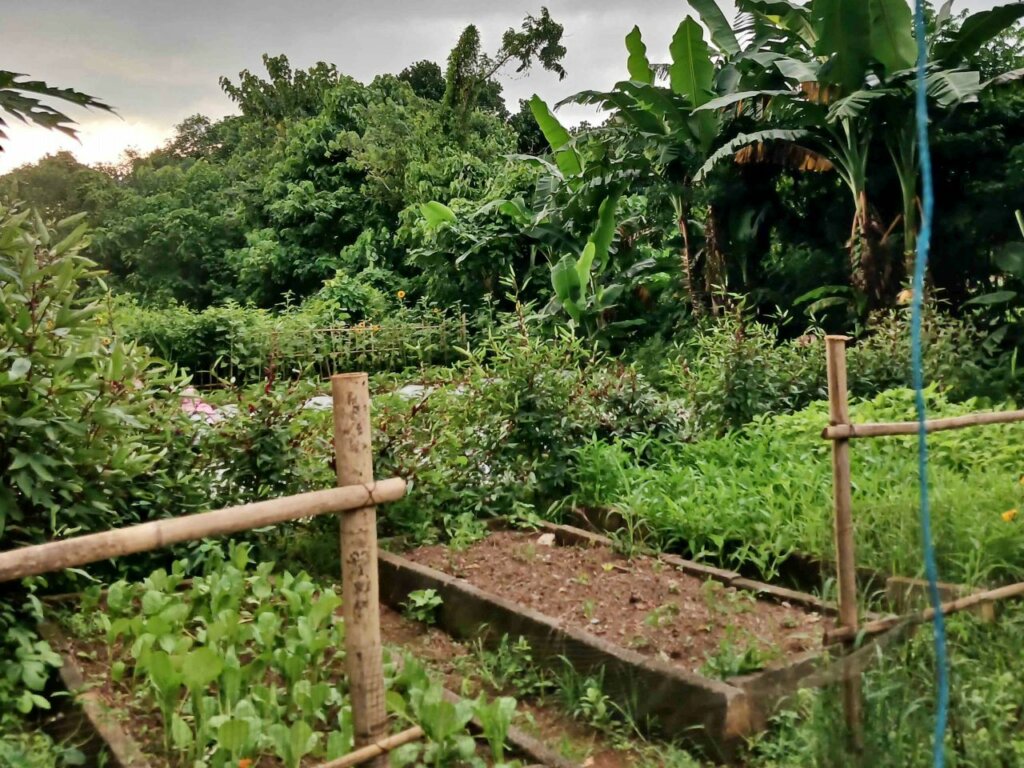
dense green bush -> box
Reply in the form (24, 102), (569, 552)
(0, 208), (205, 546)
(635, 305), (1004, 437)
(113, 296), (466, 385)
(373, 317), (687, 541)
(749, 603), (1024, 766)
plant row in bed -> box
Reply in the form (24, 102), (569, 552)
(61, 543), (523, 768)
(571, 387), (1024, 587)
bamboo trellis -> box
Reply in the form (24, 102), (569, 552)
(0, 373), (415, 767)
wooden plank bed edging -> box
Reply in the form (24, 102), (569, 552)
(377, 550), (754, 762)
(38, 622), (150, 768)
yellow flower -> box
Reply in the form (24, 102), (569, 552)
(102, 337), (111, 345)
(1002, 508), (1018, 523)
(397, 290), (406, 300)
(1018, 475), (1024, 486)
(897, 288), (913, 305)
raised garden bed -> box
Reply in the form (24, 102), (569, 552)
(378, 524), (890, 761)
(42, 562), (577, 768)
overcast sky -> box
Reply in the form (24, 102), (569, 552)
(0, 0), (1002, 173)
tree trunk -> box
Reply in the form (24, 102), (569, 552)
(678, 211), (704, 316)
(704, 205), (727, 313)
(848, 190), (895, 308)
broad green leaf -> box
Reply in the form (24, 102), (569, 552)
(693, 90), (791, 113)
(588, 192), (620, 271)
(668, 18), (715, 107)
(926, 69), (982, 107)
(551, 253), (583, 306)
(868, 0), (916, 75)
(690, 0), (741, 56)
(528, 95), (582, 177)
(181, 647), (223, 691)
(625, 27), (654, 85)
(420, 201), (456, 228)
(964, 290), (1017, 306)
(813, 0), (871, 92)
(933, 4), (1024, 65)
(575, 242), (597, 288)
(170, 715), (193, 751)
(826, 89), (889, 122)
(217, 718), (251, 753)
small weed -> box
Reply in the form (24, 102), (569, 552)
(643, 602), (680, 628)
(581, 599), (597, 621)
(402, 589), (444, 625)
(700, 627), (781, 679)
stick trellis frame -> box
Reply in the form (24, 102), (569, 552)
(0, 372), (414, 767)
(822, 335), (1024, 740)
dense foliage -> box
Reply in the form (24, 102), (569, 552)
(4, 1), (1024, 765)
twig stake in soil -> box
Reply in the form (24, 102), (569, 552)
(333, 373), (388, 765)
(825, 335), (863, 748)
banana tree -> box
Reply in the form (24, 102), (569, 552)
(694, 0), (1024, 306)
(550, 13), (743, 314)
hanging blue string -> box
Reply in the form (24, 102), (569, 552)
(911, 1), (950, 765)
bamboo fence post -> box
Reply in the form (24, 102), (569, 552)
(332, 373), (388, 764)
(825, 335), (863, 747)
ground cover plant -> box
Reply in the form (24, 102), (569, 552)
(58, 543), (525, 768)
(572, 387), (1024, 586)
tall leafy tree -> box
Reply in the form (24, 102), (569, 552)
(443, 8), (567, 133)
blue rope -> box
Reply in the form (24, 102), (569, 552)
(911, 1), (950, 765)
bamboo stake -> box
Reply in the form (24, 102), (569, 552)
(312, 726), (425, 768)
(822, 408), (1024, 440)
(0, 479), (406, 584)
(332, 373), (388, 765)
(824, 579), (1024, 645)
(825, 335), (863, 748)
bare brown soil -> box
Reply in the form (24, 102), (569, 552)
(404, 531), (828, 674)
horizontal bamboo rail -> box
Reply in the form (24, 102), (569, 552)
(822, 408), (1024, 440)
(314, 726), (425, 768)
(824, 579), (1024, 645)
(0, 478), (407, 583)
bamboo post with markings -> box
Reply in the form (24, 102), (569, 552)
(332, 373), (388, 765)
(825, 335), (863, 747)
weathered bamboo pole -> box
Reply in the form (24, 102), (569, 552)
(313, 726), (425, 768)
(332, 373), (388, 765)
(0, 479), (406, 584)
(822, 408), (1024, 440)
(825, 335), (863, 747)
(824, 579), (1024, 645)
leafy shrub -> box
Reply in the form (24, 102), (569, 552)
(748, 603), (1024, 767)
(0, 207), (205, 546)
(638, 304), (1004, 437)
(374, 317), (686, 541)
(114, 296), (465, 385)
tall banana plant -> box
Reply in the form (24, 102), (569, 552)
(550, 12), (743, 314)
(695, 0), (1024, 306)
